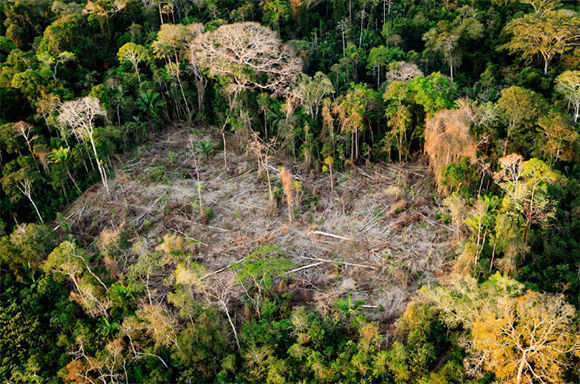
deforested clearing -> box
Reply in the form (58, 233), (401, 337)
(65, 125), (452, 322)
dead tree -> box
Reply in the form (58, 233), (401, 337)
(17, 178), (43, 223)
(58, 96), (110, 194)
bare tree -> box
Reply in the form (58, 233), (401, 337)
(337, 19), (349, 57)
(384, 61), (424, 83)
(35, 93), (62, 133)
(16, 178), (43, 223)
(190, 22), (302, 97)
(190, 22), (302, 166)
(58, 97), (110, 194)
(249, 132), (275, 202)
(14, 121), (37, 157)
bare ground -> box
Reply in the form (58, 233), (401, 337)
(62, 125), (454, 322)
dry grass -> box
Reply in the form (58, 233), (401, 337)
(62, 124), (454, 322)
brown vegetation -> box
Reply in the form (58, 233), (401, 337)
(424, 105), (478, 188)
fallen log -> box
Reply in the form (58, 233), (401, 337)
(311, 230), (358, 242)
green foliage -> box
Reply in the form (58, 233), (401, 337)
(0, 223), (56, 277)
(0, 1), (578, 383)
(0, 272), (82, 383)
(407, 73), (456, 116)
(232, 245), (295, 295)
(440, 157), (478, 197)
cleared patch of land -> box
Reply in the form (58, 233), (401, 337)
(63, 125), (454, 321)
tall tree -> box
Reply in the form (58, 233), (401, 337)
(333, 83), (379, 162)
(117, 42), (150, 86)
(423, 7), (483, 81)
(500, 10), (580, 75)
(554, 70), (580, 122)
(58, 96), (110, 194)
(497, 86), (546, 156)
(152, 23), (202, 120)
(536, 110), (578, 165)
(291, 72), (335, 119)
(420, 274), (579, 384)
(494, 154), (565, 244)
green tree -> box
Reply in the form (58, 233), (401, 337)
(0, 223), (55, 276)
(36, 50), (75, 80)
(152, 23), (202, 120)
(49, 146), (82, 194)
(423, 7), (483, 81)
(135, 90), (164, 120)
(407, 73), (456, 116)
(536, 110), (578, 165)
(500, 10), (580, 75)
(333, 83), (380, 162)
(117, 42), (149, 86)
(232, 245), (294, 303)
(494, 154), (565, 245)
(260, 0), (291, 31)
(554, 70), (580, 122)
(291, 72), (335, 119)
(497, 86), (547, 156)
(383, 81), (414, 162)
(44, 240), (111, 317)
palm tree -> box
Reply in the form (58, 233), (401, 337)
(195, 140), (216, 161)
(335, 294), (365, 334)
(50, 146), (82, 194)
(135, 90), (164, 120)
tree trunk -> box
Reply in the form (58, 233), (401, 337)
(329, 164), (334, 192)
(222, 129), (228, 168)
(516, 351), (527, 384)
(176, 73), (192, 120)
(28, 195), (44, 223)
(221, 301), (241, 352)
(134, 63), (142, 86)
(89, 135), (109, 195)
(349, 0), (352, 22)
(195, 79), (205, 113)
(383, 0), (386, 24)
(359, 14), (364, 47)
(489, 236), (497, 271)
(68, 169), (82, 194)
